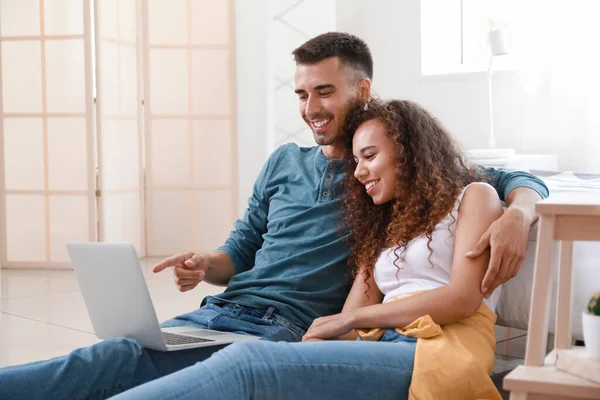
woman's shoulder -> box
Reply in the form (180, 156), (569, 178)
(457, 182), (502, 214)
(462, 182), (497, 198)
(450, 182), (496, 212)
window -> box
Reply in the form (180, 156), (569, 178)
(421, 0), (516, 76)
(422, 0), (600, 77)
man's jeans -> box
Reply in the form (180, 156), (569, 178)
(0, 301), (306, 400)
(110, 328), (417, 400)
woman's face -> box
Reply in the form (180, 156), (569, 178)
(352, 119), (399, 205)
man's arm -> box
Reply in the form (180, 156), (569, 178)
(216, 145), (289, 275)
(505, 186), (543, 225)
(467, 167), (549, 298)
(483, 166), (549, 202)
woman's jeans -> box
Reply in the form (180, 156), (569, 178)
(110, 328), (417, 400)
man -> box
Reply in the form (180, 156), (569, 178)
(0, 32), (548, 399)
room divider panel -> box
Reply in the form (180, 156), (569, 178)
(0, 0), (238, 267)
(94, 0), (145, 256)
(142, 0), (237, 257)
(0, 0), (97, 268)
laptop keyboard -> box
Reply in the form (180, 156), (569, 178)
(162, 331), (215, 346)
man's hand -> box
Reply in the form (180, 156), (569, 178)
(153, 252), (210, 292)
(302, 312), (354, 342)
(465, 206), (530, 299)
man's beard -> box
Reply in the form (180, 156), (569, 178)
(313, 129), (339, 146)
(312, 99), (360, 146)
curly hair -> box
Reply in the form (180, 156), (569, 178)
(341, 99), (487, 279)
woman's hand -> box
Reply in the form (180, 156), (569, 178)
(302, 312), (354, 341)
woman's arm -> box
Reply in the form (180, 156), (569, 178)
(303, 183), (503, 341)
(348, 183), (503, 329)
(320, 267), (383, 341)
(342, 267), (384, 313)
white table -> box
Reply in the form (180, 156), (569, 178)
(504, 193), (600, 399)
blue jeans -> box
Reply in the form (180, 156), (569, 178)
(109, 328), (417, 400)
(0, 301), (305, 400)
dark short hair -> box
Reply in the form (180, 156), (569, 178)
(292, 32), (373, 81)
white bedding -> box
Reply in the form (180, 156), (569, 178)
(495, 171), (600, 339)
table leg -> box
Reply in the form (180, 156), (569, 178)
(525, 215), (556, 366)
(555, 240), (574, 350)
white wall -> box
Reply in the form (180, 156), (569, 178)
(235, 0), (269, 217)
(336, 0), (600, 173)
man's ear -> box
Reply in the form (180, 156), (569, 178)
(357, 78), (372, 102)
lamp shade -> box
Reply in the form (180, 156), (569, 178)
(489, 29), (508, 56)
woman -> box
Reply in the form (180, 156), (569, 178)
(111, 100), (503, 400)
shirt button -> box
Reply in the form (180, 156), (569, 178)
(327, 174), (333, 179)
(323, 191), (329, 196)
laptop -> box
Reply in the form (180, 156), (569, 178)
(66, 242), (259, 351)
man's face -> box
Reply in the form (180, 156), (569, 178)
(294, 58), (364, 150)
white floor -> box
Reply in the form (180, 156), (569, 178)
(0, 259), (224, 368)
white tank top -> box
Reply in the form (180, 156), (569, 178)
(373, 184), (501, 312)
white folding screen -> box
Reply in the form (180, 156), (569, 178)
(142, 0), (237, 256)
(94, 0), (145, 256)
(0, 0), (97, 268)
(0, 0), (238, 267)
